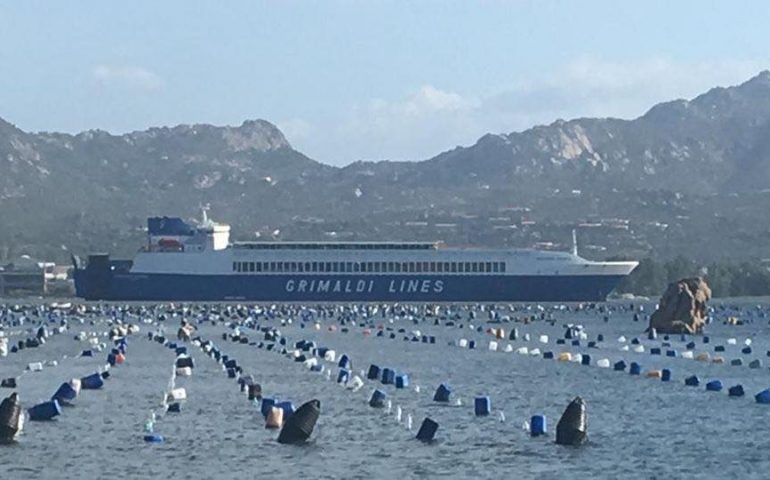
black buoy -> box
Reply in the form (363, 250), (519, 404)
(0, 392), (22, 442)
(555, 397), (587, 446)
(277, 399), (320, 445)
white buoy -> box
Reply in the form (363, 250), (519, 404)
(455, 398), (463, 406)
(489, 341), (498, 352)
(529, 348), (541, 356)
(406, 414), (413, 430)
(681, 351), (694, 359)
(167, 388), (186, 401)
(597, 358), (610, 368)
(27, 362), (43, 372)
(504, 344), (514, 353)
(396, 405), (402, 422)
(516, 346), (529, 355)
(498, 411), (505, 423)
(523, 333), (531, 342)
(617, 336), (627, 343)
(745, 338), (752, 346)
(414, 385), (420, 393)
(386, 400), (392, 414)
(539, 335), (549, 344)
(458, 338), (468, 348)
(633, 345), (645, 353)
(324, 350), (337, 362)
(727, 338), (737, 345)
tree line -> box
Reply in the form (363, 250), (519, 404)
(614, 256), (770, 298)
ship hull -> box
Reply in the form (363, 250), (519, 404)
(74, 271), (626, 302)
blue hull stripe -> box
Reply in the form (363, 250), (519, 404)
(74, 272), (625, 302)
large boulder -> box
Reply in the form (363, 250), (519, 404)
(648, 278), (711, 334)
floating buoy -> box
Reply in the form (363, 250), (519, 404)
(681, 351), (694, 359)
(749, 359), (762, 369)
(580, 354), (591, 366)
(666, 350), (677, 357)
(714, 345), (725, 352)
(1, 378), (17, 389)
(81, 373), (104, 390)
(144, 434), (164, 443)
(337, 368), (350, 385)
(52, 379), (80, 404)
(415, 417), (439, 442)
(395, 375), (409, 389)
(0, 393), (23, 441)
(488, 341), (498, 352)
(27, 362), (43, 372)
(596, 358), (610, 368)
(728, 385), (745, 397)
(530, 415), (547, 437)
(706, 380), (723, 392)
(176, 367), (192, 377)
(338, 354), (351, 369)
(433, 384), (451, 403)
(367, 365), (381, 380)
(558, 352), (572, 362)
(474, 396), (491, 416)
(167, 402), (182, 413)
(756, 389), (770, 404)
(369, 389), (387, 408)
(261, 398), (276, 418)
(646, 370), (662, 379)
(684, 375), (700, 387)
(661, 369), (672, 382)
(167, 388), (187, 401)
(731, 359), (743, 367)
(277, 399), (320, 444)
(265, 407), (283, 429)
(629, 362), (641, 375)
(381, 368), (396, 385)
(543, 351), (554, 359)
(28, 399), (61, 421)
(555, 397), (587, 446)
(176, 356), (194, 369)
(613, 361), (627, 372)
(650, 348), (661, 355)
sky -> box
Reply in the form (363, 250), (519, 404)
(1, 0), (769, 166)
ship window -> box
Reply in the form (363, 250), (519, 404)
(458, 263), (464, 273)
(296, 262), (303, 272)
(492, 262), (499, 273)
(331, 262), (339, 272)
(393, 262), (401, 273)
(415, 262), (422, 273)
(269, 262), (276, 272)
(484, 262), (491, 273)
(319, 262), (326, 272)
(275, 262), (282, 273)
(470, 263), (478, 273)
(255, 262), (262, 272)
(449, 262), (456, 273)
(436, 262), (443, 273)
(311, 262), (317, 272)
(291, 262), (298, 272)
(233, 262), (237, 272)
(423, 262), (429, 272)
(405, 262), (412, 273)
(463, 262), (470, 272)
(353, 262), (361, 272)
(501, 262), (506, 273)
(345, 262), (353, 272)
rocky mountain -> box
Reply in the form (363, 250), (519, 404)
(3, 72), (770, 263)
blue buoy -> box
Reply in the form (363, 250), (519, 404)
(81, 373), (104, 390)
(367, 365), (381, 380)
(581, 354), (591, 366)
(381, 368), (396, 385)
(706, 380), (723, 392)
(756, 389), (770, 404)
(28, 399), (61, 421)
(556, 339), (565, 345)
(337, 368), (350, 384)
(742, 346), (752, 355)
(530, 415), (547, 436)
(415, 417), (439, 442)
(81, 350), (93, 357)
(703, 336), (710, 344)
(52, 382), (78, 403)
(261, 398), (276, 418)
(430, 336), (436, 344)
(433, 384), (451, 402)
(224, 359), (238, 370)
(107, 353), (117, 366)
(613, 360), (627, 371)
(338, 354), (351, 369)
(666, 350), (676, 357)
(543, 351), (554, 359)
(144, 434), (164, 443)
(468, 340), (476, 349)
(571, 340), (580, 346)
(684, 375), (700, 387)
(715, 345), (725, 352)
(648, 328), (657, 340)
(474, 396), (491, 416)
(395, 374), (409, 389)
(631, 338), (640, 345)
(369, 389), (387, 408)
(167, 402), (182, 413)
(650, 348), (661, 355)
(629, 362), (641, 375)
(728, 385), (745, 397)
(686, 342), (695, 350)
(661, 369), (671, 382)
(227, 368), (237, 378)
(597, 334), (604, 342)
(175, 346), (187, 355)
(587, 341), (597, 349)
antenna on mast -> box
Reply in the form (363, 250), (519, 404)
(571, 229), (578, 256)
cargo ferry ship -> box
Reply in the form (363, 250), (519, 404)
(73, 213), (638, 302)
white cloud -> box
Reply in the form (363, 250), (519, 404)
(91, 65), (163, 92)
(284, 57), (770, 165)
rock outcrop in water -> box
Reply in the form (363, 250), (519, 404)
(648, 277), (711, 334)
